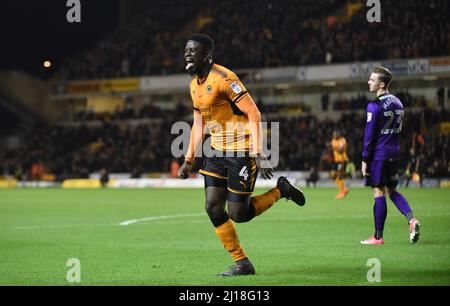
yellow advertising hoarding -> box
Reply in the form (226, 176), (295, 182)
(62, 179), (102, 188)
(66, 78), (139, 94)
(100, 78), (139, 92)
(0, 179), (17, 188)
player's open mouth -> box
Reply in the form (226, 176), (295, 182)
(185, 60), (194, 70)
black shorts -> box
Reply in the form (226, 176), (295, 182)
(199, 153), (258, 196)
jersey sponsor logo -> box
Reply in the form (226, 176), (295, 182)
(367, 112), (372, 122)
(229, 81), (242, 94)
(206, 85), (213, 94)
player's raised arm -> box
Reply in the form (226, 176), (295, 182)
(178, 109), (203, 179)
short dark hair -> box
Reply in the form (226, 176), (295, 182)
(189, 33), (214, 54)
(373, 67), (393, 88)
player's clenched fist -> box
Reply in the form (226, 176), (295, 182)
(178, 161), (192, 179)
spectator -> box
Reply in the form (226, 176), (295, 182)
(100, 168), (109, 187)
(437, 87), (445, 110)
(306, 166), (319, 188)
(447, 87), (450, 110)
(321, 93), (330, 111)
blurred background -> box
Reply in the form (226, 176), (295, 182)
(0, 0), (449, 188)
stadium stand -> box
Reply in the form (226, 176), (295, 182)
(1, 0), (449, 182)
(1, 97), (449, 180)
(53, 0), (450, 80)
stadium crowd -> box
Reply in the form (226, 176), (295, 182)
(53, 0), (450, 81)
(1, 99), (449, 181)
(276, 107), (450, 180)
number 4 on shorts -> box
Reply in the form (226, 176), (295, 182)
(239, 166), (249, 181)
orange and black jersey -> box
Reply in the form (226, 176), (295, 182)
(331, 137), (348, 163)
(189, 64), (251, 152)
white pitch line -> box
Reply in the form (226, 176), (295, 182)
(119, 212), (205, 226)
(4, 212), (450, 231)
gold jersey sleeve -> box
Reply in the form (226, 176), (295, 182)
(189, 64), (252, 152)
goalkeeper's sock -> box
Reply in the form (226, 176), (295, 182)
(215, 219), (247, 261)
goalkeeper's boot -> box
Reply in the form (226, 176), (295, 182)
(409, 218), (420, 244)
(217, 259), (255, 277)
(360, 236), (384, 245)
(277, 176), (306, 206)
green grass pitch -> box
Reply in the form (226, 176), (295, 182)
(0, 187), (449, 285)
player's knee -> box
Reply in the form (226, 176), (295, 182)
(205, 200), (222, 218)
(204, 203), (218, 217)
(373, 188), (385, 198)
(228, 211), (248, 223)
(387, 187), (397, 196)
(228, 206), (251, 223)
(205, 201), (229, 227)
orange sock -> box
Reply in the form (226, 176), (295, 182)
(215, 219), (247, 261)
(335, 178), (342, 193)
(250, 187), (281, 216)
(340, 180), (347, 191)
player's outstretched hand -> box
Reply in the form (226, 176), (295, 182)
(255, 153), (274, 180)
(178, 161), (192, 179)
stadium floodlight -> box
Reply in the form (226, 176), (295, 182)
(43, 60), (52, 68)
